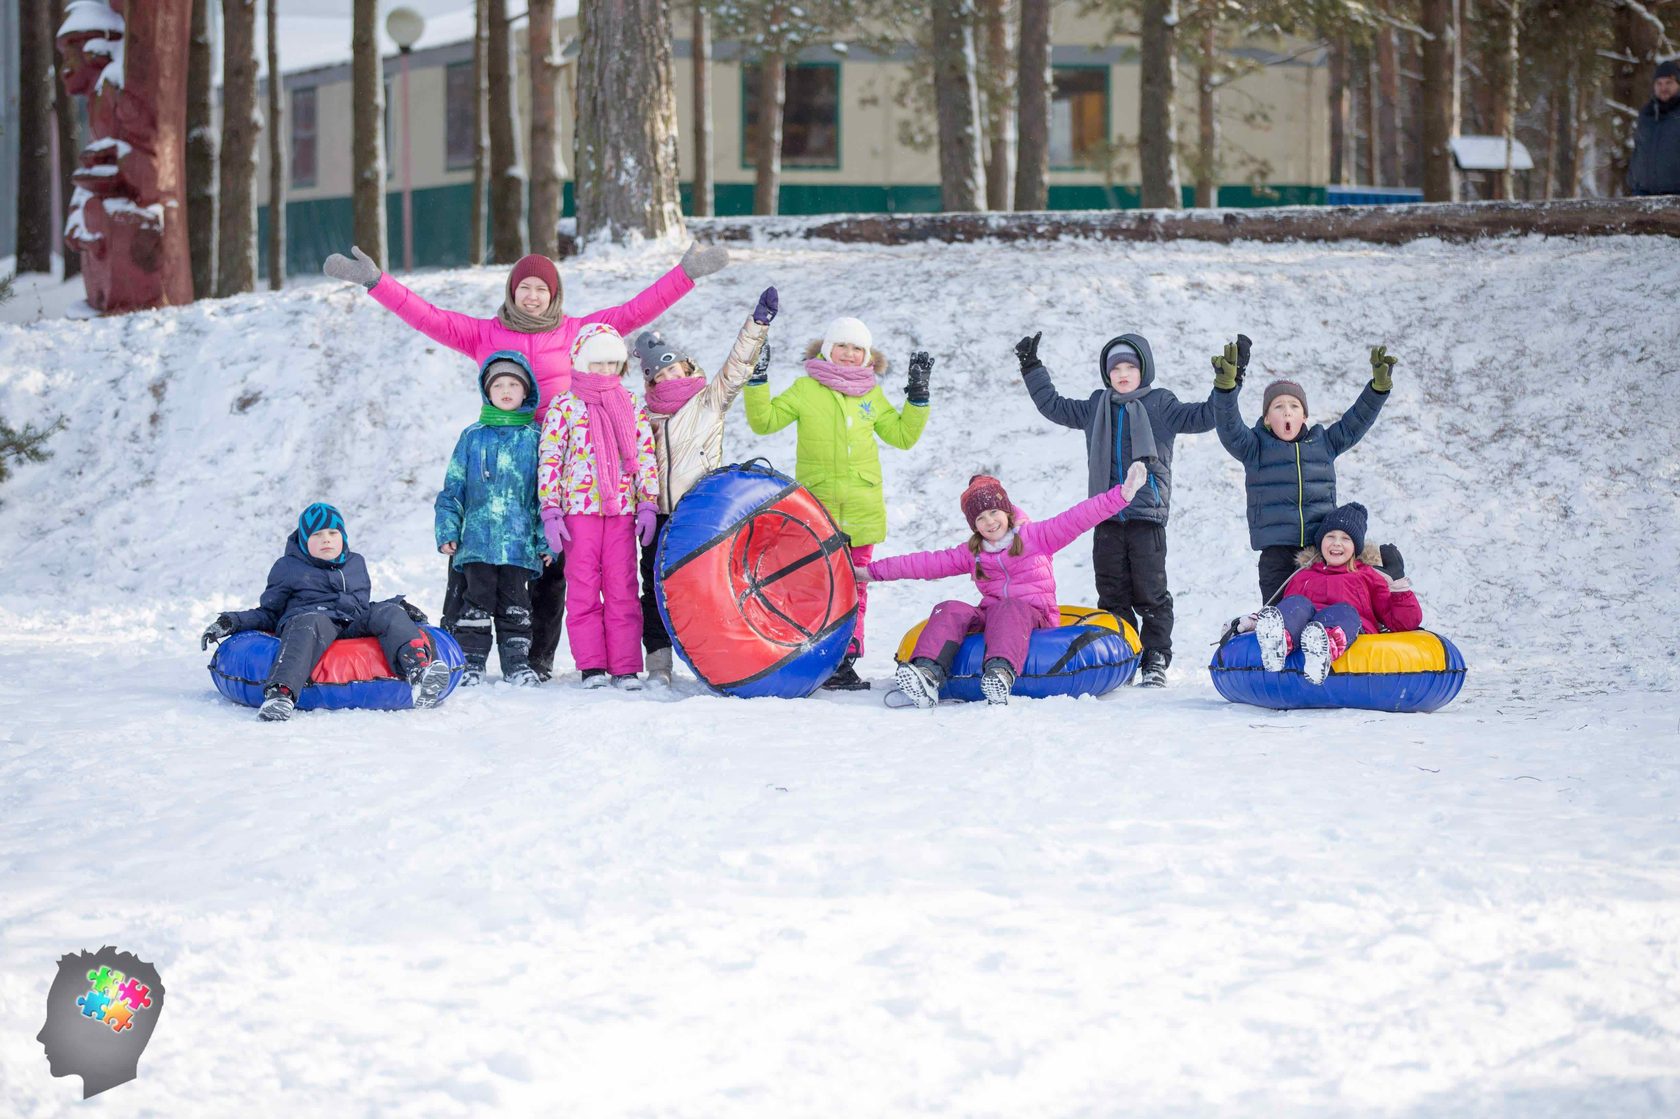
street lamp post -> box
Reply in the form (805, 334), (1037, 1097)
(386, 8), (427, 273)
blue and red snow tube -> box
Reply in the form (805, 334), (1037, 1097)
(209, 625), (466, 711)
(655, 461), (858, 698)
(1208, 629), (1466, 713)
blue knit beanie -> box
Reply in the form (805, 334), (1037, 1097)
(297, 502), (349, 564)
(1317, 502), (1367, 556)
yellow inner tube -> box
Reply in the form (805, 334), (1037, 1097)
(895, 604), (1142, 664)
(1327, 630), (1453, 675)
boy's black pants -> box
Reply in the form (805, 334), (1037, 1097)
(444, 556), (561, 674)
(1256, 545), (1299, 606)
(448, 562), (534, 672)
(1092, 520), (1174, 662)
(266, 601), (423, 698)
(638, 513), (672, 653)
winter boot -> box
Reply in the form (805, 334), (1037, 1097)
(612, 673), (645, 692)
(1254, 606), (1291, 672)
(979, 657), (1016, 706)
(1139, 650), (1169, 688)
(821, 654), (870, 691)
(527, 660), (553, 683)
(892, 657), (947, 710)
(504, 666), (542, 687)
(258, 685), (296, 722)
(1300, 623), (1348, 686)
(497, 636), (540, 688)
(397, 637), (454, 709)
(580, 669), (611, 689)
(645, 646), (674, 687)
(459, 652), (487, 688)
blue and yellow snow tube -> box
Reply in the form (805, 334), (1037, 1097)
(1208, 629), (1465, 713)
(894, 605), (1142, 703)
(655, 461), (858, 698)
(209, 625), (465, 711)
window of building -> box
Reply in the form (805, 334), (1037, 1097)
(742, 62), (840, 169)
(290, 86), (317, 187)
(1050, 67), (1108, 169)
(445, 62), (475, 170)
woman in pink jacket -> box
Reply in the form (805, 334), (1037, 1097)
(321, 240), (728, 680)
(860, 464), (1147, 707)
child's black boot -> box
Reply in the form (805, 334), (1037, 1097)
(258, 684), (296, 722)
(1139, 650), (1169, 688)
(397, 637), (453, 708)
(460, 652), (488, 687)
(822, 653), (870, 691)
(893, 657), (946, 709)
(980, 658), (1015, 706)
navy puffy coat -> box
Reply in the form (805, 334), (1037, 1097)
(1214, 382), (1388, 549)
(1629, 95), (1680, 196)
(227, 533), (375, 632)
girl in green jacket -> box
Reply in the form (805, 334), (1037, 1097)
(744, 315), (933, 690)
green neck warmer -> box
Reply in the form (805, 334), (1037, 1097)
(479, 405), (533, 427)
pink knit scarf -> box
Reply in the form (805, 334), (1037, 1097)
(804, 358), (876, 397)
(645, 375), (707, 416)
(570, 373), (638, 515)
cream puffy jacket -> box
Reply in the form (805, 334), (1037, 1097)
(649, 316), (770, 514)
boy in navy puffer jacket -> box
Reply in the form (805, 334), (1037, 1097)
(1016, 330), (1219, 687)
(199, 503), (451, 720)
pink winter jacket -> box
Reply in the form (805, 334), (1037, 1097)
(1280, 561), (1423, 635)
(866, 485), (1131, 614)
(367, 266), (695, 420)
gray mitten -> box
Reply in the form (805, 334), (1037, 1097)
(323, 245), (382, 290)
(680, 242), (729, 279)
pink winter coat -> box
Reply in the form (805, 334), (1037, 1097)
(367, 266), (695, 421)
(1280, 561), (1423, 635)
(866, 486), (1131, 614)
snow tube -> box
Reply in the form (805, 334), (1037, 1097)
(208, 625), (465, 711)
(892, 605), (1142, 702)
(1208, 629), (1466, 713)
(655, 460), (858, 698)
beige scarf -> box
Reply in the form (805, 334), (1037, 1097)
(496, 296), (564, 334)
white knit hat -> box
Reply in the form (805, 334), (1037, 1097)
(571, 322), (629, 371)
(821, 316), (873, 362)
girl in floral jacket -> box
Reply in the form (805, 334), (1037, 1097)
(537, 324), (659, 689)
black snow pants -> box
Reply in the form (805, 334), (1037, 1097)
(444, 555), (564, 675)
(450, 562), (535, 674)
(1092, 520), (1175, 663)
(638, 513), (672, 654)
(266, 601), (423, 698)
(1256, 544), (1300, 607)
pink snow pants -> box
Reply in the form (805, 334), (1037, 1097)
(848, 544), (873, 656)
(564, 513), (643, 675)
(910, 597), (1054, 675)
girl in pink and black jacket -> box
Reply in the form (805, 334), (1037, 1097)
(859, 463), (1148, 707)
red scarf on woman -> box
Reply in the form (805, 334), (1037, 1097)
(569, 373), (638, 515)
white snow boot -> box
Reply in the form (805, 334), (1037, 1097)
(581, 670), (612, 689)
(258, 686), (296, 722)
(979, 658), (1015, 706)
(646, 647), (674, 687)
(410, 659), (454, 709)
(503, 666), (542, 687)
(612, 674), (645, 692)
(1254, 606), (1290, 672)
(1300, 622), (1348, 686)
(892, 658), (945, 710)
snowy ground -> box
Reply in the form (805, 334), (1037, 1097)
(2, 234), (1677, 1115)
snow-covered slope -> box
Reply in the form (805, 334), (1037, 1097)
(2, 235), (1677, 1116)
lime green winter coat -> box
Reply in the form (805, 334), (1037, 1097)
(744, 347), (929, 547)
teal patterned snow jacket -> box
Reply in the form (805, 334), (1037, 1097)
(435, 351), (549, 575)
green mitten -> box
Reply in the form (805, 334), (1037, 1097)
(1370, 345), (1397, 392)
(1212, 342), (1241, 391)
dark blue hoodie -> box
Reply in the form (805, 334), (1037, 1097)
(227, 529), (374, 632)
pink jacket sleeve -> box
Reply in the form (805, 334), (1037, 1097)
(581, 265), (697, 336)
(368, 274), (488, 357)
(1020, 485), (1130, 556)
(1367, 567), (1423, 631)
(867, 543), (975, 584)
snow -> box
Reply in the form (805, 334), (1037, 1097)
(54, 0), (123, 39)
(1452, 135), (1537, 172)
(2, 234), (1679, 1114)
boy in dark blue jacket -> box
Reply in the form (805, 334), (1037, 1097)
(1016, 330), (1218, 687)
(1211, 340), (1397, 604)
(200, 503), (451, 720)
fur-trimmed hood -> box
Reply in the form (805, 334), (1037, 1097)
(1294, 542), (1384, 569)
(803, 338), (890, 375)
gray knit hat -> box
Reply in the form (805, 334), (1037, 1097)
(634, 330), (692, 382)
(1262, 379), (1308, 417)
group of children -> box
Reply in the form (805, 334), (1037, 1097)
(201, 243), (1423, 718)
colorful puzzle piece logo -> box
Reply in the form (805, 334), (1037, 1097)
(76, 967), (152, 1033)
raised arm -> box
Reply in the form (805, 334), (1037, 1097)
(1018, 331), (1095, 431)
(364, 273), (488, 357)
(866, 542), (975, 583)
(583, 254), (707, 336)
(1153, 386), (1220, 435)
(1021, 482), (1134, 556)
(872, 393), (930, 451)
(744, 378), (802, 434)
(1213, 385), (1261, 465)
(697, 311), (772, 417)
(1369, 569), (1423, 632)
(1326, 348), (1394, 456)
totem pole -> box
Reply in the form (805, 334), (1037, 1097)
(56, 0), (193, 313)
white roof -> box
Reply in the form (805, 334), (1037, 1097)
(1450, 135), (1535, 172)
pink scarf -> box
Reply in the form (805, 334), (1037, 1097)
(804, 358), (876, 398)
(570, 373), (638, 515)
(645, 376), (707, 417)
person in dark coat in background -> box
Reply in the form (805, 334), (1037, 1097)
(199, 503), (452, 721)
(1630, 60), (1680, 197)
(1016, 330), (1220, 687)
(1211, 340), (1396, 605)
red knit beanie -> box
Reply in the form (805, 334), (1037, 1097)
(506, 254), (561, 309)
(960, 474), (1012, 532)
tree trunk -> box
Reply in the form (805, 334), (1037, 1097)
(1377, 24), (1402, 186)
(488, 0), (526, 260)
(470, 0), (488, 264)
(528, 0), (560, 256)
(1607, 3), (1661, 195)
(266, 0), (285, 289)
(16, 0), (54, 274)
(187, 0), (217, 295)
(1328, 34), (1349, 187)
(691, 4), (714, 216)
(752, 49), (786, 216)
(49, 0), (81, 279)
(1499, 1), (1519, 201)
(932, 0), (985, 211)
(216, 0), (259, 296)
(1138, 0), (1181, 209)
(573, 0), (686, 243)
(350, 0), (387, 266)
(1420, 0), (1457, 202)
(979, 0), (1014, 211)
(1364, 45), (1380, 185)
(1013, 0), (1050, 209)
(1194, 6), (1217, 208)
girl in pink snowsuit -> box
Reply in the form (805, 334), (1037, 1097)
(537, 324), (660, 689)
(861, 463), (1148, 707)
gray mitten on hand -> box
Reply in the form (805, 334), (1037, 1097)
(323, 245), (382, 290)
(680, 242), (729, 279)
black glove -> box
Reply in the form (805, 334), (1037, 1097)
(906, 351), (933, 405)
(1235, 333), (1251, 386)
(1015, 332), (1042, 374)
(398, 598), (429, 625)
(748, 339), (771, 385)
(1378, 544), (1405, 579)
(200, 613), (234, 651)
